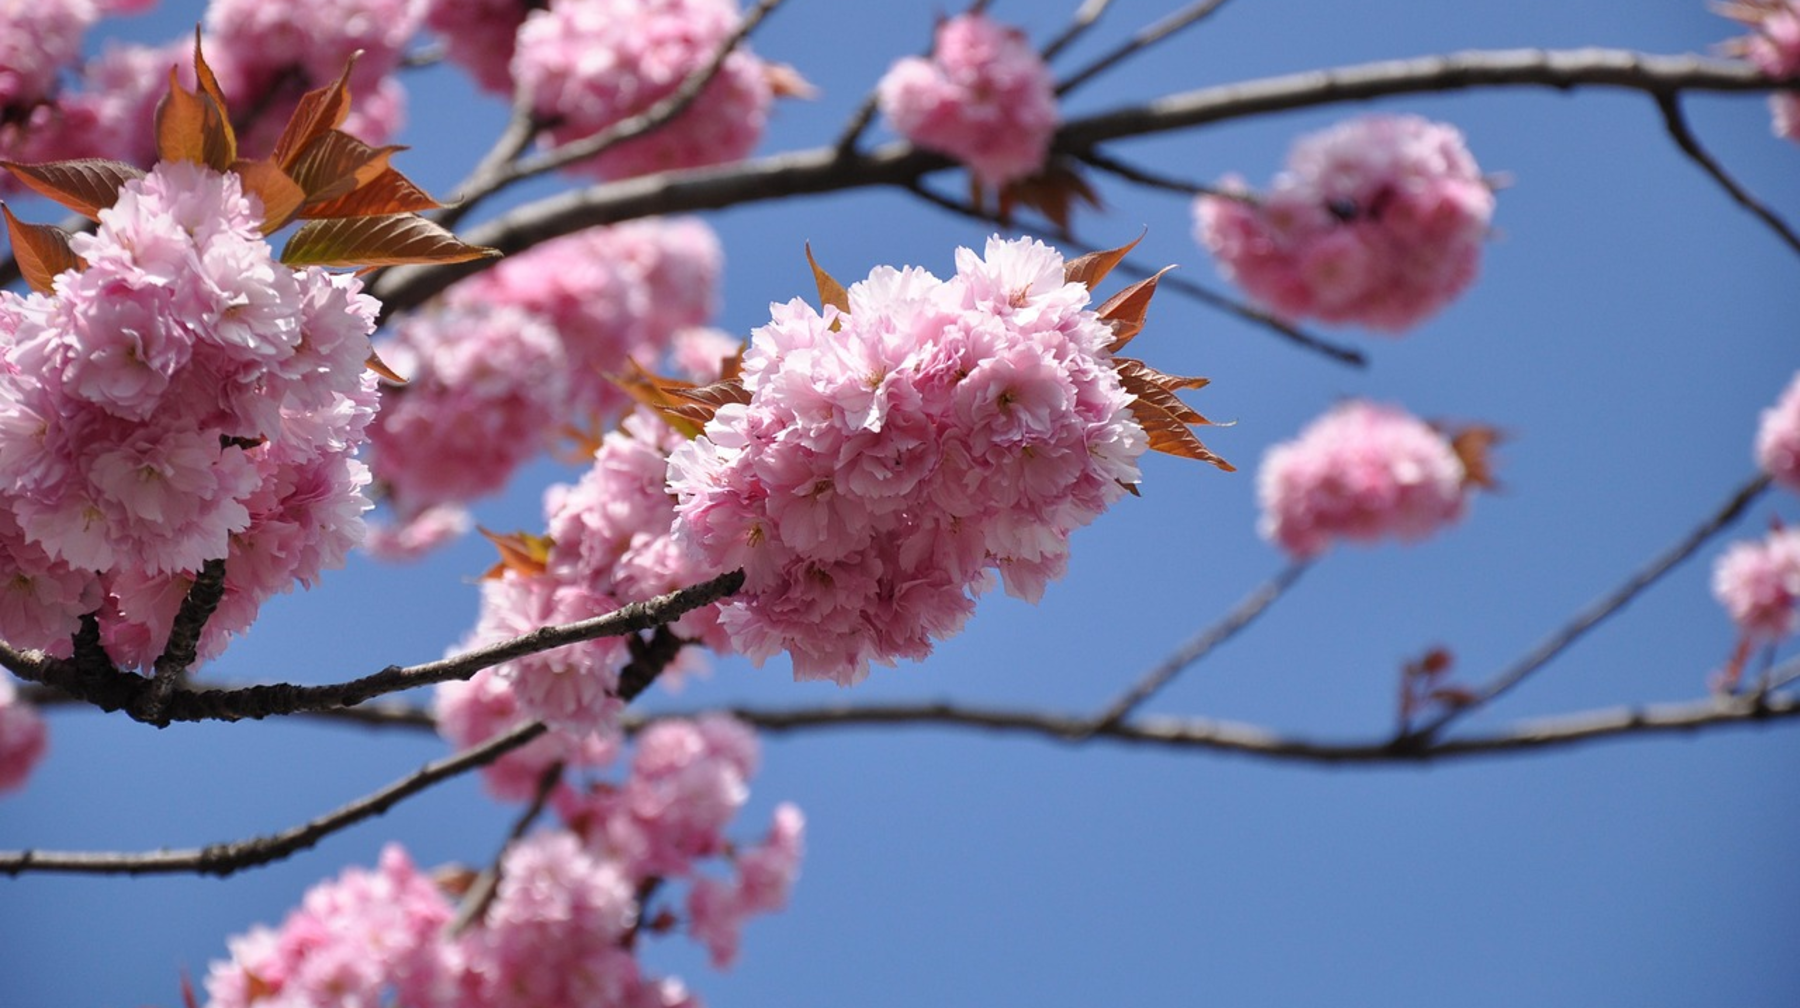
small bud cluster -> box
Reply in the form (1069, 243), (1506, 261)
(1195, 115), (1495, 333)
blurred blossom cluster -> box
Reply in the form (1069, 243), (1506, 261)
(1195, 114), (1495, 333)
(204, 716), (803, 1008)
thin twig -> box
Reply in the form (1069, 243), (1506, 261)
(901, 178), (1368, 365)
(1089, 562), (1309, 731)
(1057, 0), (1236, 96)
(433, 90), (545, 232)
(0, 721), (547, 877)
(1076, 146), (1246, 201)
(369, 48), (1770, 316)
(506, 0), (789, 183)
(1042, 0), (1118, 62)
(0, 569), (745, 725)
(1412, 472), (1773, 740)
(139, 558), (228, 724)
(1655, 91), (1800, 257)
(446, 759), (564, 936)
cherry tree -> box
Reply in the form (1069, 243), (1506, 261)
(0, 1), (1796, 1005)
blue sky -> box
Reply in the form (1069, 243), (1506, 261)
(4, 1), (1798, 1006)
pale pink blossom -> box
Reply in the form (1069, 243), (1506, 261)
(0, 163), (378, 669)
(877, 12), (1058, 188)
(687, 801), (803, 967)
(1713, 527), (1800, 643)
(0, 676), (49, 794)
(1720, 1), (1800, 141)
(668, 236), (1144, 684)
(424, 0), (531, 93)
(203, 844), (453, 1008)
(1755, 371), (1800, 492)
(433, 667), (619, 802)
(512, 0), (772, 180)
(1195, 115), (1495, 333)
(1258, 400), (1470, 558)
(364, 504), (474, 562)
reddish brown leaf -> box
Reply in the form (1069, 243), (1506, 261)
(1063, 232), (1144, 291)
(301, 166), (441, 219)
(719, 342), (746, 383)
(231, 159), (306, 234)
(1448, 424), (1506, 491)
(668, 379), (753, 412)
(804, 242), (850, 316)
(1095, 266), (1174, 352)
(479, 527), (554, 580)
(155, 67), (234, 171)
(281, 214), (500, 268)
(365, 349), (408, 384)
(764, 61), (819, 99)
(2, 204), (83, 293)
(1113, 356), (1233, 471)
(188, 30), (237, 165)
(0, 158), (144, 219)
(271, 56), (358, 171)
(288, 130), (402, 206)
(995, 159), (1100, 231)
(608, 361), (710, 438)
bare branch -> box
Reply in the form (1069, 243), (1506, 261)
(1057, 0), (1236, 96)
(508, 0), (789, 183)
(693, 688), (1800, 763)
(1655, 92), (1800, 257)
(1042, 0), (1118, 62)
(0, 721), (547, 878)
(1089, 562), (1309, 730)
(1, 569), (745, 725)
(1075, 146), (1242, 200)
(372, 48), (1771, 318)
(1414, 472), (1773, 739)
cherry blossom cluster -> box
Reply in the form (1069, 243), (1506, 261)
(1713, 526), (1800, 644)
(1195, 115), (1496, 333)
(204, 717), (803, 1008)
(0, 675), (48, 793)
(7, 1), (416, 174)
(510, 0), (775, 180)
(1719, 0), (1800, 141)
(876, 12), (1058, 189)
(438, 408), (731, 745)
(367, 219), (721, 546)
(667, 236), (1147, 684)
(1257, 400), (1471, 559)
(1756, 370), (1800, 492)
(0, 0), (154, 178)
(0, 161), (380, 668)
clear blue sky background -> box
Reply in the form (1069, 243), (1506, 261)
(4, 1), (1798, 1005)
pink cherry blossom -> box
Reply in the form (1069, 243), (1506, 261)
(1755, 371), (1800, 492)
(1720, 1), (1800, 141)
(424, 0), (530, 94)
(1257, 400), (1470, 558)
(512, 0), (772, 180)
(687, 801), (803, 967)
(203, 844), (454, 1008)
(0, 162), (380, 670)
(667, 236), (1145, 684)
(1195, 115), (1495, 333)
(877, 12), (1059, 188)
(1713, 527), (1800, 643)
(0, 675), (49, 793)
(433, 666), (620, 802)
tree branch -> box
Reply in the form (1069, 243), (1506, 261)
(1654, 91), (1800, 258)
(1414, 472), (1773, 739)
(1, 569), (745, 725)
(1056, 0), (1236, 96)
(371, 48), (1772, 318)
(0, 721), (548, 878)
(692, 688), (1800, 764)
